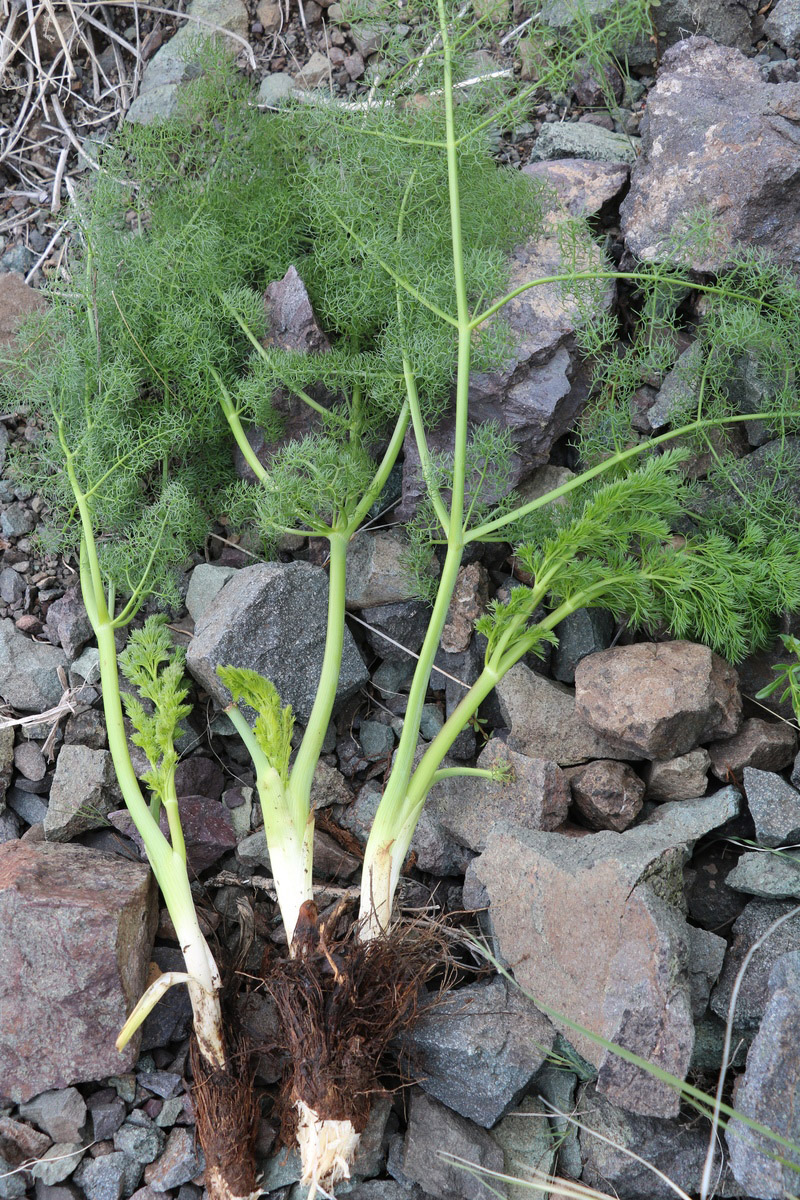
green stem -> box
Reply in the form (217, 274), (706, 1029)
(468, 271), (780, 332)
(432, 767), (495, 783)
(288, 529), (348, 827)
(346, 400), (411, 533)
(211, 366), (268, 483)
(466, 410), (794, 544)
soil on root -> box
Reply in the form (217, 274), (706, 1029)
(265, 899), (447, 1142)
(190, 1032), (261, 1200)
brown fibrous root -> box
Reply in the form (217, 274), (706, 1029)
(266, 899), (447, 1144)
(190, 1033), (261, 1200)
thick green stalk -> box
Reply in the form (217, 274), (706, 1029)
(359, 0), (474, 937)
(289, 529), (348, 825)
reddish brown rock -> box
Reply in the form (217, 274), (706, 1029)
(574, 641), (741, 760)
(0, 273), (46, 356)
(0, 841), (157, 1102)
(441, 562), (489, 653)
(708, 717), (797, 782)
(566, 759), (645, 831)
(468, 789), (741, 1117)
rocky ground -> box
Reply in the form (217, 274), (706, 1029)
(3, 1), (800, 1199)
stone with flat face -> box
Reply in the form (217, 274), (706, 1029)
(0, 841), (157, 1102)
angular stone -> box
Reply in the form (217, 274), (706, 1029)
(711, 900), (800, 1029)
(575, 641), (741, 759)
(45, 745), (121, 841)
(496, 662), (635, 765)
(727, 850), (800, 900)
(551, 606), (613, 685)
(90, 1095), (127, 1142)
(186, 562), (368, 725)
(126, 0), (249, 123)
(403, 976), (554, 1127)
(743, 767), (800, 847)
(143, 1127), (205, 1191)
(30, 1143), (84, 1186)
(492, 1095), (556, 1200)
(530, 121), (638, 163)
(0, 568), (24, 606)
(345, 531), (420, 609)
(295, 50), (331, 88)
(566, 759), (645, 832)
(184, 564), (237, 623)
(621, 38), (800, 272)
(0, 1116), (51, 1166)
(401, 1091), (505, 1200)
(0, 727), (12, 808)
(139, 948), (192, 1052)
(19, 1089), (86, 1142)
(0, 841), (157, 1101)
(427, 738), (570, 852)
(45, 589), (92, 658)
(469, 792), (740, 1117)
(0, 620), (68, 712)
(687, 925), (727, 1018)
(577, 1082), (740, 1200)
(74, 1150), (142, 1200)
(726, 952), (800, 1198)
(708, 718), (797, 781)
(645, 749), (710, 802)
(359, 600), (430, 660)
(441, 562), (488, 654)
(109, 794), (236, 874)
(263, 264), (331, 357)
(522, 159), (629, 217)
(114, 1117), (165, 1164)
(14, 741), (46, 782)
(765, 0), (800, 50)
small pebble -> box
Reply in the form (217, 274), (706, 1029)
(14, 741), (47, 781)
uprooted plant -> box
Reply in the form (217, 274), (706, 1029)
(8, 0), (800, 1194)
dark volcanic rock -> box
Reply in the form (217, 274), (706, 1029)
(186, 562), (368, 725)
(621, 38), (800, 271)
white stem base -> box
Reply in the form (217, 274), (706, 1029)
(296, 1100), (361, 1199)
(204, 1164), (262, 1200)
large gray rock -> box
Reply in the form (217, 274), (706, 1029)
(0, 841), (157, 1102)
(186, 561), (368, 725)
(18, 1087), (86, 1142)
(711, 900), (800, 1029)
(467, 790), (741, 1117)
(575, 641), (741, 759)
(621, 38), (800, 271)
(400, 1091), (505, 1200)
(726, 952), (800, 1198)
(0, 620), (67, 712)
(743, 767), (800, 847)
(426, 738), (570, 852)
(45, 745), (121, 841)
(403, 976), (555, 1127)
(495, 662), (633, 765)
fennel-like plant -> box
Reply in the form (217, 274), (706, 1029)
(9, 1), (800, 1194)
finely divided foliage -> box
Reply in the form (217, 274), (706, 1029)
(7, 0), (800, 1194)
